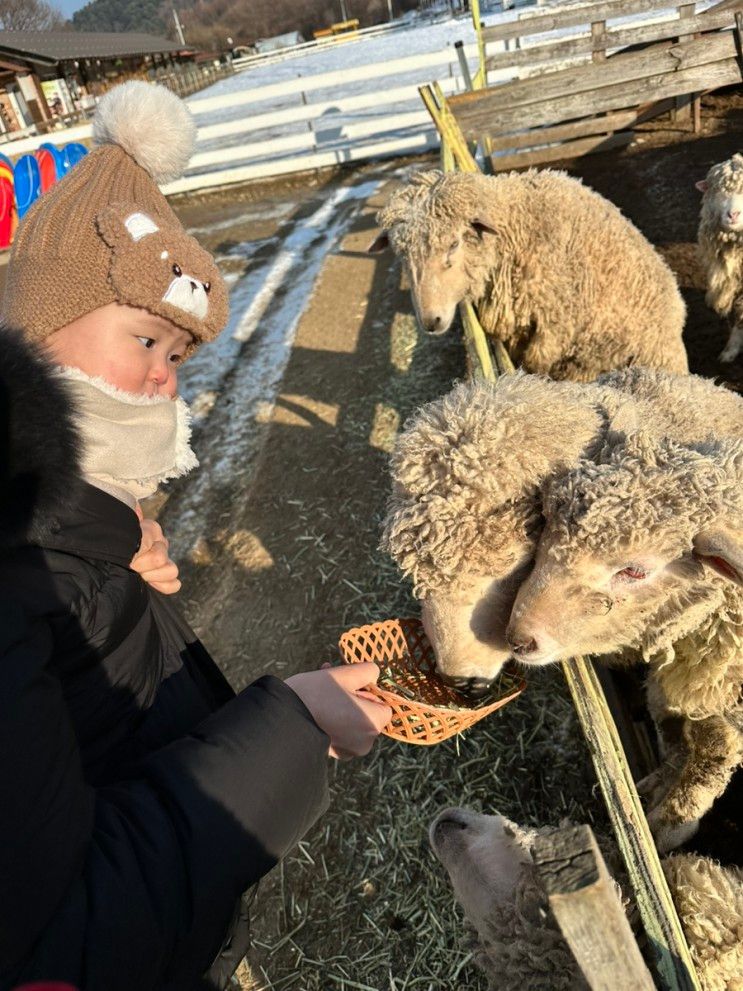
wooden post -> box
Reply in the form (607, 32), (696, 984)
(469, 0), (487, 89)
(591, 20), (606, 62)
(674, 3), (695, 127)
(534, 825), (656, 991)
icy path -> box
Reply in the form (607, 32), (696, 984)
(168, 173), (384, 556)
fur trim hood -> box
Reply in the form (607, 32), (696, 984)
(0, 327), (82, 548)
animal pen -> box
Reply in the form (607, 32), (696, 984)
(416, 0), (743, 987)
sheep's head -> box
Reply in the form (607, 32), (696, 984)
(697, 153), (743, 238)
(506, 435), (743, 666)
(381, 376), (605, 685)
(369, 170), (497, 335)
(429, 807), (537, 942)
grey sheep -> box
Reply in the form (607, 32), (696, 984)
(697, 153), (743, 363)
(370, 170), (688, 381)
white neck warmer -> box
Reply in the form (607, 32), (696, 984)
(57, 366), (198, 509)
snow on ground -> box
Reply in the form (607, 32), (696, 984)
(183, 0), (714, 174)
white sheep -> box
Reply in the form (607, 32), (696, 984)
(506, 426), (743, 852)
(380, 372), (613, 688)
(697, 153), (743, 362)
(429, 807), (743, 991)
(381, 368), (736, 689)
(370, 169), (688, 381)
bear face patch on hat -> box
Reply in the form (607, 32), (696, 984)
(2, 81), (229, 351)
(96, 204), (228, 340)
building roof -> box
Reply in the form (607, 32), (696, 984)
(0, 31), (186, 66)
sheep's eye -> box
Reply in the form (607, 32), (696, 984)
(449, 240), (460, 253)
(204, 281), (211, 293)
(616, 566), (647, 581)
(172, 263), (182, 277)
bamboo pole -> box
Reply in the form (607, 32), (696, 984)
(418, 81), (702, 991)
(470, 0), (487, 90)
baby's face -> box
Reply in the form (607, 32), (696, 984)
(46, 302), (193, 398)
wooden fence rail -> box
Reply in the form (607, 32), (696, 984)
(452, 0), (742, 172)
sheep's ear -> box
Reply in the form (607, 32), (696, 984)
(695, 179), (708, 193)
(470, 219), (497, 237)
(367, 232), (390, 253)
(692, 528), (743, 586)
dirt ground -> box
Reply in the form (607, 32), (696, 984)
(5, 84), (740, 990)
(162, 87), (743, 990)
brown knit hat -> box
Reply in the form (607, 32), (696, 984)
(2, 81), (228, 349)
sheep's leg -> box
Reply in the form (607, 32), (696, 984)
(721, 298), (743, 362)
(646, 716), (743, 853)
(637, 689), (685, 810)
(520, 322), (572, 377)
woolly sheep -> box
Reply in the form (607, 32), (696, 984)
(429, 807), (743, 991)
(696, 153), (743, 363)
(370, 170), (688, 381)
(506, 420), (743, 851)
(380, 373), (612, 687)
(381, 368), (733, 689)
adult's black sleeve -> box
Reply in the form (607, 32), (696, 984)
(1, 603), (330, 991)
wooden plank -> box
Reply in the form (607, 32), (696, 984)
(490, 130), (633, 170)
(482, 0), (683, 44)
(533, 825), (656, 991)
(485, 99), (673, 152)
(419, 81), (479, 173)
(452, 54), (743, 137)
(484, 7), (735, 72)
(592, 19), (607, 62)
(674, 3), (696, 123)
(456, 30), (736, 119)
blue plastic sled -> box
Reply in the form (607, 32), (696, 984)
(62, 142), (88, 171)
(13, 155), (41, 219)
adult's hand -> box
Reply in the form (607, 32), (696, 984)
(130, 510), (181, 595)
(285, 663), (392, 760)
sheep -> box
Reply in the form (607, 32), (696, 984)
(429, 807), (743, 991)
(506, 428), (743, 852)
(381, 368), (736, 690)
(696, 153), (743, 363)
(369, 169), (688, 381)
(380, 372), (614, 688)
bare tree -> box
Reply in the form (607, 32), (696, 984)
(0, 0), (66, 30)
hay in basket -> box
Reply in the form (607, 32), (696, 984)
(338, 617), (526, 745)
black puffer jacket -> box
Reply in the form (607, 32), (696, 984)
(0, 329), (330, 991)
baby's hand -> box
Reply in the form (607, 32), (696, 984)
(130, 514), (181, 595)
(285, 663), (392, 760)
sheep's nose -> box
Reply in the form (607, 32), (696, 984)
(440, 673), (494, 698)
(432, 809), (469, 834)
(506, 632), (538, 656)
(727, 210), (740, 223)
(424, 316), (444, 334)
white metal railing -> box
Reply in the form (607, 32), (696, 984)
(0, 43), (473, 194)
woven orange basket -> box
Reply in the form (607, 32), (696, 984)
(338, 617), (526, 745)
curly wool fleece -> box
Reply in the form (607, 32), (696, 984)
(376, 169), (688, 380)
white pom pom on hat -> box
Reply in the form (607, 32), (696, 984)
(92, 81), (196, 184)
